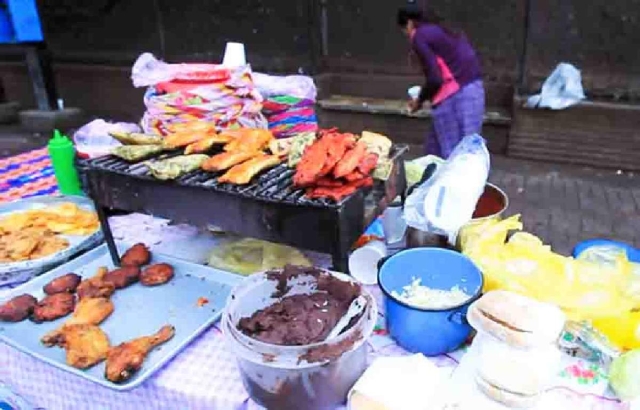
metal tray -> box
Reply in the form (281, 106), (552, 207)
(0, 195), (104, 286)
(0, 243), (243, 391)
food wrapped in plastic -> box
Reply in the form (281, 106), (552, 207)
(461, 215), (638, 348)
(207, 237), (311, 275)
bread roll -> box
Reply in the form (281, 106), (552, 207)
(467, 290), (566, 348)
(476, 375), (540, 409)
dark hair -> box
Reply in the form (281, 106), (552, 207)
(397, 5), (461, 37)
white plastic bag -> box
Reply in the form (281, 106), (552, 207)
(252, 72), (317, 101)
(73, 119), (141, 158)
(526, 63), (586, 110)
(403, 134), (490, 244)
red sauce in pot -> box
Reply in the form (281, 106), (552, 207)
(472, 185), (505, 219)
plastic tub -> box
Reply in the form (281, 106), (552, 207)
(223, 269), (377, 410)
(378, 248), (483, 356)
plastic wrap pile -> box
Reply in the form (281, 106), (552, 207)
(253, 73), (318, 139)
(131, 53), (267, 135)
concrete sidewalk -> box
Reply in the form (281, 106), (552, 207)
(1, 130), (638, 256)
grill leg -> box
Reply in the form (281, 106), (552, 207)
(331, 249), (349, 274)
(95, 204), (120, 266)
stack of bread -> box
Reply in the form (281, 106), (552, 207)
(466, 290), (567, 408)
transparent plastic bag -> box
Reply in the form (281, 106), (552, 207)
(73, 119), (141, 158)
(253, 72), (317, 101)
(403, 135), (490, 244)
(461, 215), (636, 326)
(525, 63), (586, 110)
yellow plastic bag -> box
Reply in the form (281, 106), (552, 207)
(461, 215), (635, 323)
(207, 237), (311, 275)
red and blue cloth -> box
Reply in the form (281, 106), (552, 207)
(0, 148), (58, 203)
(262, 95), (318, 138)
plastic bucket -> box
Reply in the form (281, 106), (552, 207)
(378, 248), (483, 356)
(223, 270), (377, 410)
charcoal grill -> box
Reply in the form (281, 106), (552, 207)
(78, 145), (408, 272)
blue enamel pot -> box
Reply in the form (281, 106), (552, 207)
(378, 247), (484, 356)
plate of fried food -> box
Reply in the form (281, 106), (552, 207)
(0, 242), (243, 390)
(0, 195), (102, 286)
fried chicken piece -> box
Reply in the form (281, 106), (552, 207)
(357, 152), (379, 175)
(223, 129), (274, 153)
(140, 263), (175, 286)
(121, 243), (151, 267)
(319, 133), (356, 176)
(31, 293), (76, 323)
(0, 294), (37, 322)
(333, 142), (368, 178)
(104, 267), (140, 289)
(201, 150), (261, 172)
(42, 297), (115, 346)
(184, 134), (234, 154)
(76, 267), (116, 300)
(105, 325), (175, 383)
(293, 136), (331, 187)
(59, 324), (111, 369)
(218, 154), (282, 185)
(43, 273), (82, 295)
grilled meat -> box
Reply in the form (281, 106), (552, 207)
(333, 142), (368, 179)
(357, 153), (379, 175)
(43, 273), (82, 295)
(104, 267), (140, 289)
(218, 154), (282, 185)
(201, 150), (261, 172)
(293, 136), (331, 187)
(319, 133), (356, 176)
(163, 131), (211, 149)
(223, 129), (274, 153)
(184, 134), (234, 155)
(76, 267), (116, 300)
(306, 176), (374, 202)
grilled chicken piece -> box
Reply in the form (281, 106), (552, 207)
(76, 267), (116, 300)
(306, 176), (374, 202)
(201, 150), (261, 172)
(140, 263), (174, 286)
(104, 267), (141, 289)
(218, 154), (282, 185)
(293, 136), (331, 187)
(112, 145), (164, 162)
(165, 121), (215, 134)
(357, 153), (379, 175)
(145, 155), (209, 180)
(163, 131), (212, 149)
(223, 129), (274, 153)
(42, 297), (115, 346)
(184, 134), (234, 154)
(319, 133), (357, 176)
(59, 324), (111, 369)
(333, 143), (368, 178)
(105, 325), (175, 383)
(109, 131), (163, 146)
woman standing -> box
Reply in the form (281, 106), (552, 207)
(398, 5), (485, 158)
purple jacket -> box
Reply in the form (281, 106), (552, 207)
(412, 23), (482, 104)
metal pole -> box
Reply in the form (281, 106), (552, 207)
(24, 43), (58, 111)
(517, 0), (532, 94)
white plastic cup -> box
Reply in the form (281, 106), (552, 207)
(408, 85), (421, 100)
(382, 205), (407, 244)
(349, 240), (387, 285)
(222, 42), (247, 67)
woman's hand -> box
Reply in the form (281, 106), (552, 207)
(408, 99), (422, 114)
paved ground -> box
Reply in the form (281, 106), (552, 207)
(490, 157), (639, 255)
(1, 126), (638, 256)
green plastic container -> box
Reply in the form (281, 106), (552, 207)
(48, 129), (83, 196)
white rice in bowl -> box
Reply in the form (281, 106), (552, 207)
(391, 278), (472, 309)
